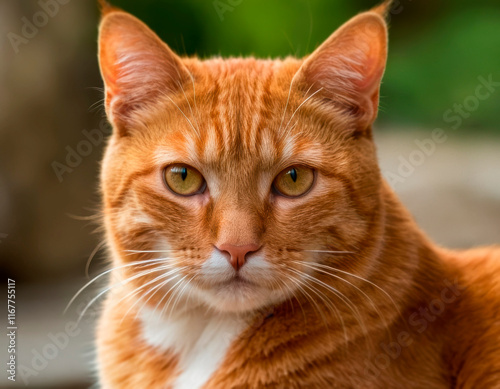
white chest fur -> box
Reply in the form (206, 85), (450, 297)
(141, 307), (249, 389)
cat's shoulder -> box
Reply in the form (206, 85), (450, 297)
(445, 245), (500, 310)
(443, 246), (500, 387)
(452, 245), (500, 290)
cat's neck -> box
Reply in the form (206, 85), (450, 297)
(378, 181), (454, 297)
(358, 181), (459, 339)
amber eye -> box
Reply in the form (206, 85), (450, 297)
(273, 166), (315, 197)
(164, 164), (205, 196)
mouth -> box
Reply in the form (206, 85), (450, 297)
(200, 274), (273, 313)
(220, 275), (255, 287)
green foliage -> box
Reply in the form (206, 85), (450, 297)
(114, 0), (500, 131)
(383, 6), (500, 131)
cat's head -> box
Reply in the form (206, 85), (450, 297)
(98, 4), (389, 314)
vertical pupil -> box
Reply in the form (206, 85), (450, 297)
(181, 167), (188, 181)
(290, 168), (297, 182)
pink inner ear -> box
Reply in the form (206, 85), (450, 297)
(356, 56), (385, 93)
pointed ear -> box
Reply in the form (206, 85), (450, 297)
(98, 10), (190, 135)
(298, 10), (388, 132)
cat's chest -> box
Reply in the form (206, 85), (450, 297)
(140, 307), (249, 389)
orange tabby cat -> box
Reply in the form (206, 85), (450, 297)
(94, 1), (500, 388)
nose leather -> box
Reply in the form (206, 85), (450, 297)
(217, 243), (261, 271)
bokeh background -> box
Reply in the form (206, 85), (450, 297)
(0, 0), (499, 387)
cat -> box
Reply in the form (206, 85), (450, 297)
(92, 1), (500, 388)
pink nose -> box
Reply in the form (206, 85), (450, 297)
(217, 243), (261, 271)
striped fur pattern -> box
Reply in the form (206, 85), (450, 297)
(94, 2), (500, 388)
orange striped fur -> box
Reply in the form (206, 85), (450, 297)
(95, 2), (500, 388)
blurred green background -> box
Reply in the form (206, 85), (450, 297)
(116, 0), (500, 131)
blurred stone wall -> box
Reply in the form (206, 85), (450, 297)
(0, 1), (104, 282)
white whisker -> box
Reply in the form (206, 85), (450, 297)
(168, 275), (196, 318)
(120, 268), (188, 324)
(154, 275), (187, 317)
(297, 261), (390, 341)
(300, 250), (353, 254)
(282, 87), (323, 136)
(165, 94), (200, 139)
(287, 269), (346, 347)
(307, 262), (401, 318)
(75, 264), (178, 324)
(85, 240), (107, 278)
(65, 258), (173, 314)
(287, 266), (371, 349)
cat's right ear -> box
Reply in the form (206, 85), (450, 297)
(98, 10), (190, 136)
(296, 7), (389, 134)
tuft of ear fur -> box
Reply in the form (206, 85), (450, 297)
(298, 8), (388, 133)
(98, 10), (190, 135)
(97, 0), (118, 16)
(371, 0), (395, 19)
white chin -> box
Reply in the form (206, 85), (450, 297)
(201, 282), (272, 313)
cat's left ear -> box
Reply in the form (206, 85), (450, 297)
(298, 6), (389, 132)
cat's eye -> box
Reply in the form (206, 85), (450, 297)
(273, 166), (315, 198)
(164, 164), (206, 196)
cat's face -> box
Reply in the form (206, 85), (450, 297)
(99, 7), (388, 313)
